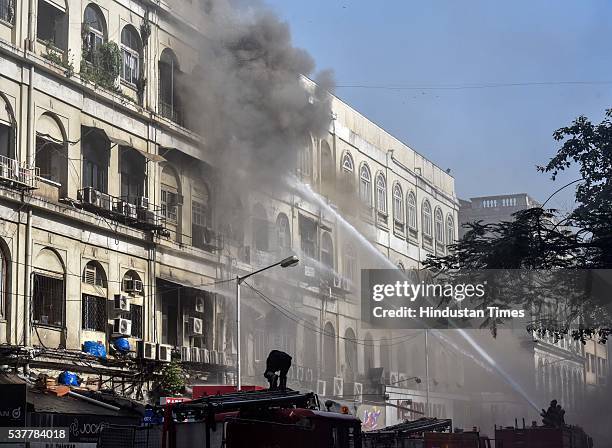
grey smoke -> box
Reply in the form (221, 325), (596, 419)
(176, 0), (334, 222)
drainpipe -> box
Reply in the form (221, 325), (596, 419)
(23, 62), (35, 366)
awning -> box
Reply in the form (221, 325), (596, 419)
(157, 274), (234, 299)
(81, 116), (148, 153)
(131, 147), (166, 163)
(37, 113), (64, 143)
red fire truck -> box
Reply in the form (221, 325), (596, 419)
(495, 424), (594, 448)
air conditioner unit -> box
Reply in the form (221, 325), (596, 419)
(137, 341), (156, 360)
(112, 318), (132, 336)
(124, 279), (143, 294)
(332, 274), (342, 289)
(113, 294), (131, 312)
(333, 377), (344, 397)
(188, 317), (203, 335)
(113, 200), (127, 215)
(157, 344), (172, 362)
(209, 350), (218, 365)
(389, 371), (399, 385)
(341, 278), (351, 291)
(304, 265), (316, 278)
(200, 348), (209, 364)
(190, 346), (201, 363)
(195, 296), (205, 313)
(181, 346), (191, 362)
(125, 203), (137, 219)
(306, 368), (314, 382)
(81, 187), (99, 205)
(167, 192), (184, 206)
(354, 382), (363, 403)
(297, 366), (304, 382)
(316, 379), (326, 396)
(99, 192), (112, 211)
(136, 196), (149, 209)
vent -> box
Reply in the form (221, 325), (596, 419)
(84, 266), (97, 285)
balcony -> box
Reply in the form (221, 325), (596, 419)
(0, 155), (38, 191)
(77, 187), (168, 235)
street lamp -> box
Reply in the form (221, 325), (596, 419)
(236, 255), (299, 390)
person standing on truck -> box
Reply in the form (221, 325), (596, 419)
(264, 350), (292, 390)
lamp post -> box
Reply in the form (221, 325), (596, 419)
(235, 255), (299, 391)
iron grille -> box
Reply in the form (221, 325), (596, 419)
(131, 304), (143, 338)
(82, 294), (107, 332)
(33, 274), (64, 327)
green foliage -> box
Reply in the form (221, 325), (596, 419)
(159, 361), (186, 396)
(80, 41), (122, 92)
(42, 41), (74, 77)
(425, 109), (612, 342)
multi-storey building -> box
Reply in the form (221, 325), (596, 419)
(0, 0), (460, 408)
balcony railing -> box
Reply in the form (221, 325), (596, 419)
(159, 100), (183, 126)
(0, 155), (38, 190)
(77, 187), (168, 235)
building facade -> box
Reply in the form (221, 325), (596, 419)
(0, 0), (461, 410)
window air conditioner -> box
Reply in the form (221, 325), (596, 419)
(333, 377), (344, 397)
(157, 344), (172, 362)
(124, 279), (144, 294)
(137, 341), (156, 360)
(209, 350), (218, 365)
(136, 196), (149, 209)
(113, 318), (132, 336)
(316, 379), (326, 396)
(188, 317), (203, 335)
(190, 347), (201, 363)
(200, 348), (210, 364)
(113, 294), (131, 312)
(181, 346), (191, 362)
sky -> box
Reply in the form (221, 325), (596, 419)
(263, 0), (612, 210)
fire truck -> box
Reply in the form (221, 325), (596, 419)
(495, 424), (594, 448)
(99, 388), (362, 448)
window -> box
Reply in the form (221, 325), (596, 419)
(82, 128), (109, 193)
(120, 148), (146, 203)
(359, 164), (372, 206)
(434, 208), (444, 243)
(446, 215), (455, 245)
(192, 187), (211, 250)
(422, 200), (432, 237)
(82, 295), (106, 331)
(0, 0), (14, 25)
(33, 273), (64, 326)
(341, 152), (354, 172)
(0, 98), (15, 159)
(131, 303), (143, 339)
(321, 140), (334, 186)
(252, 204), (269, 251)
(299, 138), (312, 178)
(276, 213), (291, 249)
(37, 0), (67, 51)
(159, 49), (182, 123)
(83, 4), (106, 63)
(82, 261), (107, 287)
(160, 165), (181, 227)
(376, 173), (387, 214)
(344, 244), (357, 285)
(393, 183), (404, 224)
(321, 232), (333, 269)
(0, 245), (7, 318)
(407, 192), (417, 230)
(299, 215), (317, 259)
(121, 26), (141, 85)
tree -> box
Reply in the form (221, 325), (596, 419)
(425, 110), (612, 343)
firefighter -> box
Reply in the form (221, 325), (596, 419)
(264, 350), (292, 390)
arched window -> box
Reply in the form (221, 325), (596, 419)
(0, 95), (16, 160)
(82, 261), (107, 287)
(422, 200), (432, 237)
(83, 4), (107, 63)
(320, 140), (334, 186)
(343, 243), (356, 287)
(36, 113), (67, 193)
(120, 147), (146, 204)
(120, 25), (142, 85)
(159, 49), (181, 123)
(434, 207), (444, 243)
(82, 127), (109, 193)
(252, 204), (269, 252)
(407, 191), (417, 230)
(341, 152), (354, 173)
(344, 328), (357, 383)
(393, 183), (404, 225)
(321, 232), (333, 269)
(359, 164), (372, 206)
(276, 213), (291, 249)
(122, 270), (143, 295)
(323, 322), (336, 377)
(299, 137), (312, 178)
(0, 241), (8, 318)
(376, 173), (387, 214)
(446, 214), (455, 245)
